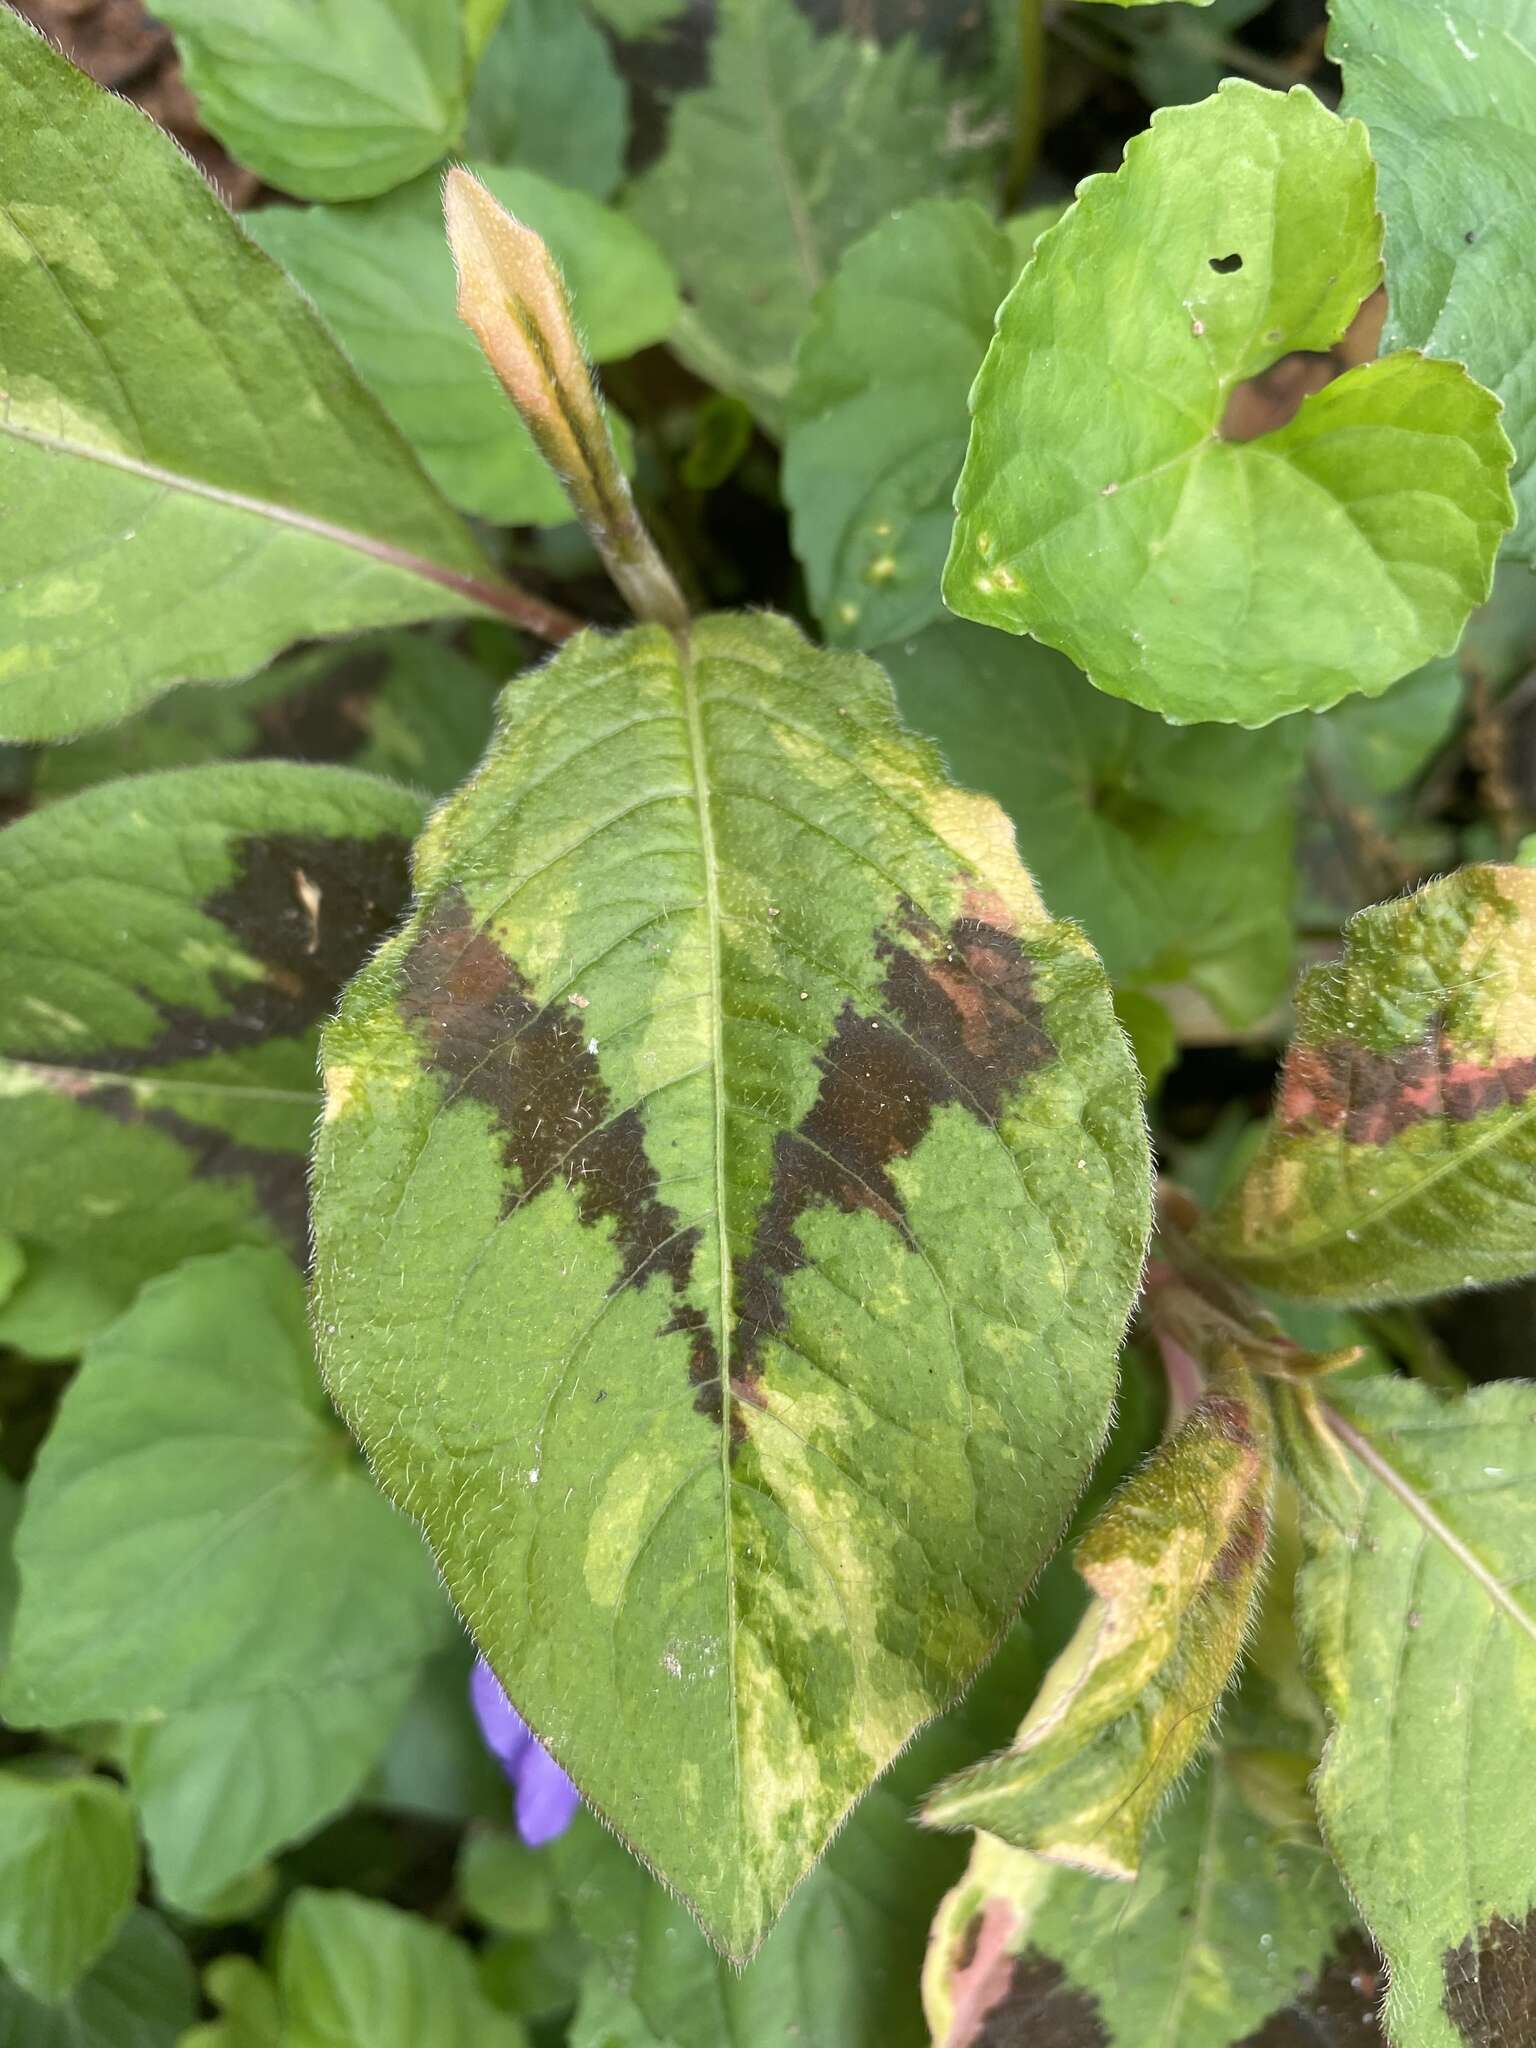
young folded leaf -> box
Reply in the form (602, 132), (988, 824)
(311, 611), (1150, 1960)
(1285, 1378), (1536, 2048)
(249, 166), (677, 528)
(0, 765), (423, 1306)
(0, 13), (569, 743)
(923, 1694), (1372, 2048)
(944, 79), (1515, 727)
(922, 1346), (1271, 1876)
(1203, 864), (1536, 1303)
(1331, 0), (1536, 560)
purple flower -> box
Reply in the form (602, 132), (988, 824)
(469, 1657), (581, 1847)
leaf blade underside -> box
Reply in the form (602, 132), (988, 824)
(312, 611), (1150, 1960)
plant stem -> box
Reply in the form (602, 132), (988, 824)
(1005, 0), (1046, 210)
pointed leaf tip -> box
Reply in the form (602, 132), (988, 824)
(442, 165), (586, 435)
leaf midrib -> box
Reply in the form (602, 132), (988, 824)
(0, 416), (572, 638)
(1322, 1397), (1536, 1648)
(674, 627), (745, 1839)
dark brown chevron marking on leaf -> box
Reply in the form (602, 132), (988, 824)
(971, 1948), (1110, 2047)
(15, 830), (411, 1075)
(397, 887), (718, 1388)
(1235, 1930), (1382, 2044)
(1278, 1035), (1536, 1146)
(87, 1083), (307, 1263)
(731, 902), (1052, 1392)
(1443, 1905), (1536, 2046)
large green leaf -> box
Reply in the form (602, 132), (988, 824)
(249, 167), (677, 528)
(0, 1249), (450, 1733)
(1330, 0), (1536, 560)
(922, 1350), (1272, 1877)
(0, 13), (552, 744)
(945, 80), (1515, 727)
(124, 1681), (417, 1917)
(312, 610), (1150, 1959)
(465, 0), (628, 197)
(0, 1911), (194, 2048)
(784, 200), (1025, 650)
(626, 0), (995, 430)
(24, 632), (502, 809)
(924, 1712), (1374, 2046)
(881, 622), (1304, 1026)
(0, 764), (422, 1303)
(274, 1890), (527, 2048)
(1204, 864), (1536, 1303)
(0, 1767), (139, 2002)
(1287, 1378), (1536, 2048)
(149, 0), (466, 201)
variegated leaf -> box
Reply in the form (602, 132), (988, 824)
(1285, 1378), (1536, 2048)
(924, 1690), (1373, 2048)
(0, 765), (422, 1309)
(311, 610), (1150, 1961)
(1204, 865), (1536, 1304)
(922, 1347), (1272, 1877)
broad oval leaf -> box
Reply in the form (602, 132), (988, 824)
(0, 763), (422, 1321)
(1331, 0), (1536, 560)
(922, 1348), (1272, 1878)
(249, 166), (677, 528)
(1286, 1378), (1536, 2048)
(0, 14), (556, 743)
(944, 80), (1515, 727)
(1204, 864), (1536, 1303)
(149, 0), (466, 202)
(312, 610), (1150, 1960)
(784, 198), (1027, 651)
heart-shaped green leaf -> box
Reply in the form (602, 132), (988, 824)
(1286, 1377), (1536, 2048)
(312, 610), (1150, 1960)
(1204, 863), (1536, 1303)
(1331, 0), (1536, 561)
(944, 80), (1515, 727)
(0, 13), (563, 743)
(0, 1249), (450, 1735)
(149, 0), (467, 201)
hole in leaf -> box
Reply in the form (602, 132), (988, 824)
(1209, 252), (1243, 273)
(1219, 287), (1386, 443)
